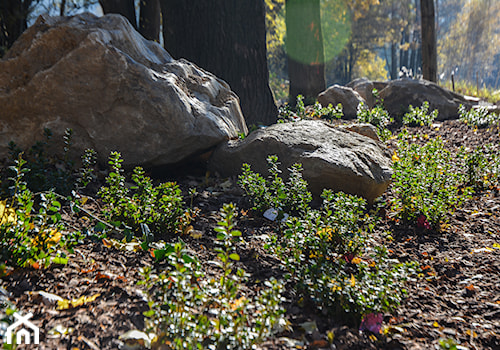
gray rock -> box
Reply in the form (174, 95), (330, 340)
(347, 78), (376, 108)
(318, 84), (366, 119)
(340, 123), (380, 142)
(208, 120), (393, 203)
(0, 13), (247, 167)
(379, 79), (474, 120)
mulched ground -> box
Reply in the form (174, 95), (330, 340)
(1, 119), (499, 350)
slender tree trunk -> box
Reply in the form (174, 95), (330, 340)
(160, 0), (277, 126)
(139, 0), (160, 42)
(286, 0), (326, 106)
(60, 0), (67, 16)
(412, 0), (422, 76)
(391, 42), (398, 79)
(400, 26), (409, 70)
(0, 0), (33, 54)
(420, 0), (437, 82)
(99, 0), (137, 28)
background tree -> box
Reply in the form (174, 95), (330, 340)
(160, 0), (277, 126)
(139, 0), (160, 42)
(438, 0), (500, 88)
(285, 0), (325, 105)
(420, 0), (437, 82)
(0, 0), (37, 56)
(98, 0), (136, 28)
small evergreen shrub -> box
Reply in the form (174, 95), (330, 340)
(238, 155), (312, 218)
(459, 104), (500, 128)
(98, 152), (193, 240)
(402, 101), (438, 127)
(278, 95), (343, 122)
(140, 204), (286, 349)
(0, 154), (64, 267)
(391, 131), (473, 229)
(459, 144), (500, 191)
(240, 157), (417, 321)
(356, 101), (393, 141)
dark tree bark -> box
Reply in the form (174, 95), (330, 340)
(420, 0), (437, 82)
(286, 0), (326, 106)
(390, 42), (398, 79)
(99, 0), (137, 28)
(399, 26), (409, 70)
(0, 0), (34, 55)
(139, 0), (160, 42)
(160, 0), (277, 126)
(60, 0), (67, 16)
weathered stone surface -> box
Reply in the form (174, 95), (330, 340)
(347, 78), (389, 109)
(208, 120), (393, 203)
(0, 13), (247, 167)
(347, 78), (375, 108)
(318, 84), (366, 119)
(340, 123), (380, 142)
(379, 79), (473, 120)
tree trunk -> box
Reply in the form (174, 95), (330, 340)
(400, 26), (409, 70)
(60, 0), (67, 16)
(420, 0), (437, 82)
(99, 0), (137, 28)
(286, 0), (326, 106)
(0, 0), (33, 55)
(391, 42), (398, 79)
(139, 0), (160, 42)
(160, 0), (277, 126)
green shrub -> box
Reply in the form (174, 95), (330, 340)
(238, 155), (312, 218)
(277, 95), (343, 122)
(140, 204), (285, 350)
(402, 101), (438, 127)
(268, 190), (416, 319)
(459, 104), (500, 128)
(0, 154), (64, 267)
(391, 131), (473, 229)
(459, 144), (500, 191)
(98, 152), (192, 240)
(240, 157), (417, 320)
(356, 101), (393, 141)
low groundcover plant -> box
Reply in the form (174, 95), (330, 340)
(240, 156), (418, 325)
(140, 203), (286, 350)
(391, 130), (473, 229)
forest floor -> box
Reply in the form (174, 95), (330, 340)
(1, 119), (499, 350)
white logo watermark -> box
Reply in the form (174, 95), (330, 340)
(5, 312), (40, 345)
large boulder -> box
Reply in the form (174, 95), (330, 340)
(317, 85), (366, 119)
(379, 79), (474, 120)
(0, 13), (247, 167)
(208, 120), (393, 203)
(347, 78), (388, 108)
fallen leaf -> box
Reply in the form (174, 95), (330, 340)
(310, 339), (329, 348)
(48, 325), (74, 337)
(32, 290), (64, 305)
(465, 284), (475, 291)
(350, 274), (356, 287)
(392, 152), (400, 162)
(471, 247), (493, 254)
(0, 200), (16, 225)
(466, 329), (478, 338)
(119, 330), (152, 349)
(57, 293), (100, 310)
(351, 257), (362, 264)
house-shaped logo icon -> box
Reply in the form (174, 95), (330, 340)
(5, 312), (40, 345)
